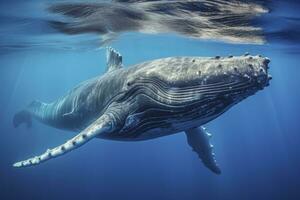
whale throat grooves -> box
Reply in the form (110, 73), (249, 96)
(112, 76), (251, 138)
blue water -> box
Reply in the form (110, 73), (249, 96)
(1, 1), (300, 200)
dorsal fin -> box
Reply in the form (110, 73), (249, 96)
(106, 47), (123, 72)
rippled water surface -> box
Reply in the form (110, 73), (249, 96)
(0, 1), (300, 200)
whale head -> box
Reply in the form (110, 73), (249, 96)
(138, 54), (271, 123)
(192, 54), (271, 102)
(108, 53), (272, 134)
(185, 54), (272, 122)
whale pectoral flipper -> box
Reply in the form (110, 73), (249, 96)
(13, 114), (114, 168)
(185, 127), (221, 174)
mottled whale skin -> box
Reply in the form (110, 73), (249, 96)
(13, 48), (271, 174)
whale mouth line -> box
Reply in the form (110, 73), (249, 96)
(111, 76), (262, 120)
(112, 78), (259, 139)
(112, 69), (271, 138)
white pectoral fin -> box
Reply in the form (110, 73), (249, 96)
(185, 126), (221, 174)
(13, 115), (113, 168)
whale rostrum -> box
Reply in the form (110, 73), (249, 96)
(13, 47), (271, 174)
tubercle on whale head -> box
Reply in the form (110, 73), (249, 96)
(166, 53), (273, 105)
(194, 54), (271, 92)
(212, 53), (270, 83)
(234, 54), (271, 89)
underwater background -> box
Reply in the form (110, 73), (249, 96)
(0, 0), (300, 199)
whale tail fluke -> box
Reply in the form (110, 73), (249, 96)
(13, 100), (45, 128)
(13, 110), (32, 128)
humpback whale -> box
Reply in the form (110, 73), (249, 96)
(13, 48), (271, 174)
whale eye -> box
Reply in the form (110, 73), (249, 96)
(192, 59), (195, 62)
(127, 82), (131, 86)
(259, 68), (264, 73)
